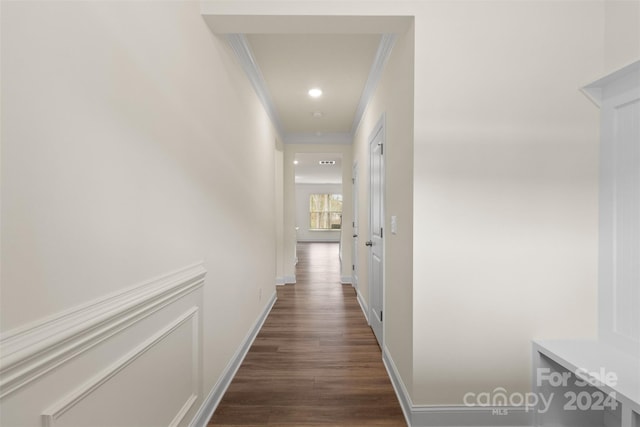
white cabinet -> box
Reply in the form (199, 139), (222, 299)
(583, 61), (640, 357)
(532, 60), (640, 427)
(533, 340), (640, 427)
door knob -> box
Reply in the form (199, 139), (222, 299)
(365, 241), (373, 247)
(353, 234), (358, 238)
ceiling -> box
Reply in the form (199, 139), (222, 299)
(246, 34), (382, 136)
(229, 32), (394, 183)
(294, 153), (343, 184)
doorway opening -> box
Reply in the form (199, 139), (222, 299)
(294, 153), (343, 247)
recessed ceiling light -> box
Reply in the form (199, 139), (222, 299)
(293, 160), (299, 165)
(308, 88), (323, 98)
(312, 111), (323, 118)
(319, 160), (336, 166)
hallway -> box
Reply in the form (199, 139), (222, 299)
(209, 243), (406, 426)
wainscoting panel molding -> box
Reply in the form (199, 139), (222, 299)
(0, 263), (206, 427)
(189, 290), (277, 427)
(0, 263), (205, 398)
(42, 307), (200, 427)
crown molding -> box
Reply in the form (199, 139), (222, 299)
(351, 33), (397, 137)
(581, 60), (640, 108)
(226, 33), (397, 145)
(226, 34), (285, 138)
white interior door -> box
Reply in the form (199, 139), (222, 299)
(368, 123), (384, 347)
(352, 163), (359, 289)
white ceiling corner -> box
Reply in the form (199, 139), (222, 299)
(225, 34), (285, 138)
(350, 33), (397, 136)
(226, 32), (398, 145)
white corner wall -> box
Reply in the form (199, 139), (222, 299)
(200, 0), (608, 416)
(1, 2), (277, 426)
(412, 0), (602, 404)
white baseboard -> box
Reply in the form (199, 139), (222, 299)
(276, 277), (285, 286)
(283, 275), (296, 284)
(411, 405), (532, 427)
(42, 308), (200, 427)
(340, 275), (352, 285)
(188, 291), (277, 427)
(356, 289), (369, 324)
(382, 347), (414, 426)
(382, 348), (532, 427)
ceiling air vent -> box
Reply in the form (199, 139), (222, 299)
(319, 160), (336, 165)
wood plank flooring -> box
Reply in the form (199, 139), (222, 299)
(208, 242), (406, 426)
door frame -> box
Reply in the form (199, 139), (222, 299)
(368, 114), (386, 347)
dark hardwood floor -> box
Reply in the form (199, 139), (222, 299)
(209, 242), (406, 426)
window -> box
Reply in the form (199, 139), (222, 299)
(309, 194), (342, 230)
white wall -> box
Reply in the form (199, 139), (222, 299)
(412, 0), (602, 404)
(1, 2), (277, 425)
(604, 0), (640, 73)
(352, 22), (415, 397)
(202, 1), (606, 412)
(295, 183), (342, 243)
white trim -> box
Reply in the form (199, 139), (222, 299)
(583, 59), (640, 358)
(284, 132), (352, 145)
(581, 60), (640, 107)
(382, 347), (413, 426)
(356, 289), (369, 324)
(42, 307), (200, 427)
(0, 263), (206, 398)
(283, 275), (296, 284)
(276, 277), (286, 286)
(226, 34), (285, 138)
(351, 34), (397, 136)
(169, 394), (199, 427)
(188, 290), (277, 427)
(382, 348), (533, 427)
(340, 276), (352, 285)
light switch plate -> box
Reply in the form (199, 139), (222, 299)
(391, 216), (397, 235)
